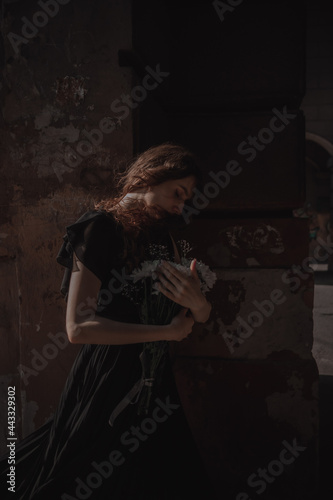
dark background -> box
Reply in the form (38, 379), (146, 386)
(1, 1), (332, 498)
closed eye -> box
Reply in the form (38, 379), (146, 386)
(177, 184), (193, 201)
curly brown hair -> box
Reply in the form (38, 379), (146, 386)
(94, 142), (202, 269)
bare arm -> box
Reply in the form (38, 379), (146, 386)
(65, 255), (194, 345)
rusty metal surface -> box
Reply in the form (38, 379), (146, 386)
(172, 354), (318, 498)
(174, 217), (310, 268)
(172, 269), (314, 360)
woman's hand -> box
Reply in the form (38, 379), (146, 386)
(167, 308), (194, 341)
(156, 259), (212, 323)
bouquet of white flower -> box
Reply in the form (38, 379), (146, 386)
(128, 245), (217, 415)
(108, 241), (217, 423)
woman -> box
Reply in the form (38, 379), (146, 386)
(0, 143), (215, 499)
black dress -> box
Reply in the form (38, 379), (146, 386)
(0, 209), (214, 499)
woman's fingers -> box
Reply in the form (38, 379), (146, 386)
(159, 260), (184, 282)
(157, 272), (177, 293)
(170, 307), (194, 341)
(156, 263), (204, 312)
(190, 259), (198, 278)
(157, 267), (188, 294)
(158, 261), (200, 293)
(157, 268), (181, 291)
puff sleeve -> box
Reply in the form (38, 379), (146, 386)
(56, 210), (122, 301)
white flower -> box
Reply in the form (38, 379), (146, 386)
(195, 260), (217, 291)
(151, 282), (160, 295)
(128, 256), (217, 298)
(130, 260), (161, 283)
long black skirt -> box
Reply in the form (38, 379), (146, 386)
(0, 342), (214, 499)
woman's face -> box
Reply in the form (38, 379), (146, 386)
(145, 175), (197, 215)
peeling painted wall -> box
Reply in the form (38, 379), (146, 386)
(0, 0), (133, 448)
